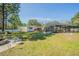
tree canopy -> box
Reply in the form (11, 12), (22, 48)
(45, 21), (60, 27)
(27, 19), (42, 27)
(0, 3), (22, 31)
(71, 12), (79, 26)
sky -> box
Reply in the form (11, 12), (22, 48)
(19, 3), (79, 24)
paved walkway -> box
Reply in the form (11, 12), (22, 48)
(0, 40), (22, 53)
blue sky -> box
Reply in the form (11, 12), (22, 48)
(19, 3), (79, 24)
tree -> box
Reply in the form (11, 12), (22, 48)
(71, 12), (79, 26)
(45, 21), (60, 27)
(21, 23), (27, 26)
(7, 3), (21, 30)
(62, 20), (72, 26)
(27, 19), (42, 27)
(0, 3), (21, 31)
(8, 14), (22, 29)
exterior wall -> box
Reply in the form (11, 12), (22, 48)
(19, 26), (35, 32)
(27, 27), (35, 32)
(70, 28), (79, 32)
(19, 27), (28, 32)
(44, 25), (79, 33)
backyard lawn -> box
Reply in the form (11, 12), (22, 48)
(0, 33), (79, 56)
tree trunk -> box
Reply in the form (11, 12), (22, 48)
(2, 3), (5, 32)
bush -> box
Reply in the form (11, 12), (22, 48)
(15, 32), (46, 41)
(29, 32), (45, 41)
(12, 32), (36, 41)
(10, 31), (52, 41)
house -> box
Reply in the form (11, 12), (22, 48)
(28, 26), (42, 32)
(19, 26), (42, 32)
(27, 26), (36, 32)
(44, 23), (79, 33)
(19, 26), (28, 32)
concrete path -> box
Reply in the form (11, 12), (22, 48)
(0, 40), (22, 53)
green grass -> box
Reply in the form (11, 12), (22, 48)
(0, 33), (79, 56)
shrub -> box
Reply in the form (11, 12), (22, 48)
(29, 32), (45, 41)
(10, 31), (52, 41)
